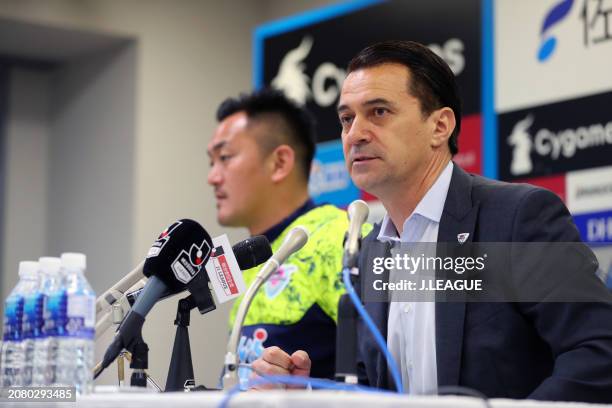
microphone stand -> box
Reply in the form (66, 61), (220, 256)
(335, 278), (359, 384)
(164, 295), (197, 391)
(222, 226), (309, 390)
(335, 200), (369, 384)
(335, 233), (361, 384)
(111, 303), (128, 386)
(165, 273), (217, 392)
(121, 352), (163, 391)
(130, 338), (149, 387)
(95, 271), (218, 389)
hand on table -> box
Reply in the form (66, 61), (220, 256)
(250, 346), (311, 389)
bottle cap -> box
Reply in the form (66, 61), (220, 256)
(39, 257), (62, 275)
(18, 261), (40, 278)
(60, 252), (86, 272)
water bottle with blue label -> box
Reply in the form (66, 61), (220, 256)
(1, 261), (39, 387)
(32, 257), (62, 386)
(20, 264), (43, 386)
(42, 257), (66, 387)
(54, 253), (95, 394)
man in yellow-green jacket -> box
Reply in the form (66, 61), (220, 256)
(207, 89), (370, 384)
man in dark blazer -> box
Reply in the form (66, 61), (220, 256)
(357, 163), (612, 401)
(252, 40), (612, 402)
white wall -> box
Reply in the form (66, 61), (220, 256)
(47, 44), (136, 294)
(1, 45), (138, 385)
(261, 0), (338, 20)
(2, 68), (51, 292)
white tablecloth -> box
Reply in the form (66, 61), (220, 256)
(3, 389), (610, 408)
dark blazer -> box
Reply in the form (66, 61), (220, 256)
(356, 163), (612, 403)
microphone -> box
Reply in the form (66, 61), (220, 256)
(223, 226), (309, 389)
(231, 236), (274, 270)
(336, 199), (369, 383)
(343, 199), (369, 269)
(126, 235), (271, 307)
(96, 261), (145, 318)
(96, 219), (213, 378)
(95, 278), (146, 340)
(94, 221), (190, 318)
(94, 236), (272, 339)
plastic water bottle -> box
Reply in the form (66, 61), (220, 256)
(20, 263), (43, 386)
(1, 261), (39, 387)
(32, 257), (62, 386)
(54, 253), (95, 394)
(41, 257), (65, 387)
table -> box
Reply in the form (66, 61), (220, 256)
(3, 389), (610, 408)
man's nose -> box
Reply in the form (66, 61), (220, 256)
(207, 165), (222, 186)
(344, 115), (372, 146)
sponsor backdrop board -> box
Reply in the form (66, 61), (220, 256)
(498, 90), (612, 181)
(495, 0), (612, 113)
(254, 0), (484, 208)
(566, 166), (612, 215)
(495, 0), (612, 284)
(255, 0), (612, 286)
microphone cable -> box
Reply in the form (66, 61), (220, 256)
(342, 266), (403, 393)
(218, 365), (393, 408)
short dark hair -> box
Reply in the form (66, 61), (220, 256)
(347, 40), (462, 155)
(216, 88), (316, 181)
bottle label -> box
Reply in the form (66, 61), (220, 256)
(43, 292), (67, 337)
(2, 296), (24, 341)
(65, 294), (95, 339)
(22, 293), (45, 339)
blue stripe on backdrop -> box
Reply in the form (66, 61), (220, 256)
(482, 0), (497, 179)
(574, 210), (612, 246)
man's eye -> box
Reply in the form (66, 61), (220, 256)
(374, 107), (389, 117)
(339, 115), (353, 126)
(210, 154), (231, 166)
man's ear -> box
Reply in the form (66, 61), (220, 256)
(269, 144), (296, 183)
(430, 107), (456, 149)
